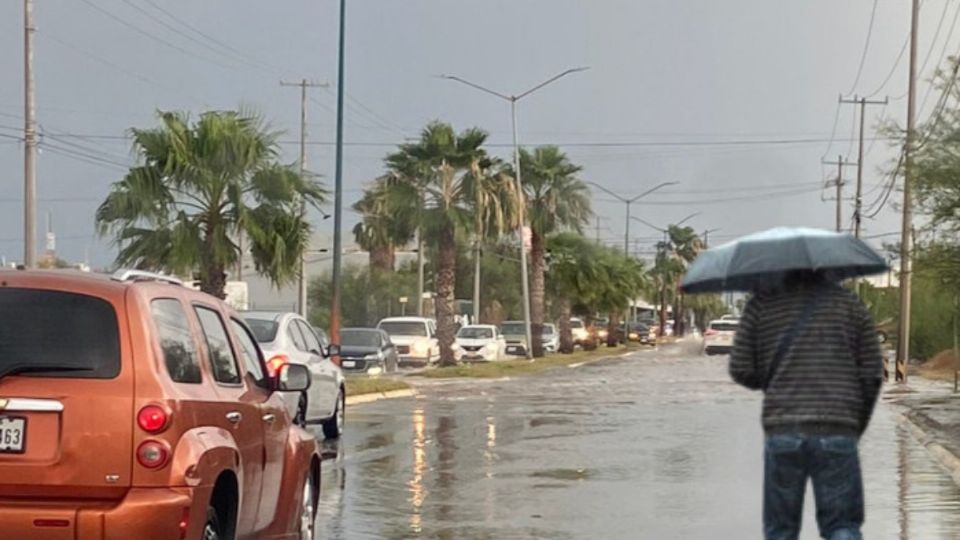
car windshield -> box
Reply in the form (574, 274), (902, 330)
(710, 322), (739, 332)
(245, 318), (279, 343)
(570, 320), (584, 329)
(458, 327), (494, 339)
(380, 321), (428, 337)
(0, 289), (120, 379)
(500, 323), (525, 335)
(542, 325), (557, 336)
(341, 330), (380, 347)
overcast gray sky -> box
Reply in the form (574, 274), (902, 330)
(0, 0), (949, 267)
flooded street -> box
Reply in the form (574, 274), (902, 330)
(316, 344), (960, 539)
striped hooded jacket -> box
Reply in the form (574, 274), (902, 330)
(729, 282), (884, 436)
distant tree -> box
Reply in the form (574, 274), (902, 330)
(96, 110), (326, 298)
(517, 146), (591, 357)
(547, 233), (600, 353)
(381, 122), (490, 366)
(352, 176), (416, 274)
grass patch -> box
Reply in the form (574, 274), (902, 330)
(419, 345), (635, 379)
(345, 377), (411, 396)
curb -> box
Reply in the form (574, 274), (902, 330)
(346, 388), (415, 406)
(568, 350), (636, 369)
(898, 413), (960, 487)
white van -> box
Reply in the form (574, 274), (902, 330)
(377, 317), (440, 366)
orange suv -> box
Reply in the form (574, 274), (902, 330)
(0, 269), (321, 540)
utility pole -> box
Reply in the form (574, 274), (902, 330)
(839, 95), (888, 238)
(331, 0), (347, 352)
(897, 0), (920, 383)
(595, 216), (601, 243)
(280, 78), (328, 318)
(23, 0), (36, 268)
(822, 155), (856, 232)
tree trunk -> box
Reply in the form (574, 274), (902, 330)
(606, 312), (620, 348)
(435, 227), (458, 366)
(370, 244), (393, 274)
(558, 298), (574, 354)
(200, 263), (227, 299)
(659, 279), (667, 338)
(673, 288), (685, 337)
(530, 230), (546, 358)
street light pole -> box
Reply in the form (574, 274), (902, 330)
(441, 67), (589, 360)
(587, 181), (679, 256)
(330, 0), (347, 352)
(510, 99), (534, 357)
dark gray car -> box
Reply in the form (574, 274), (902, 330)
(339, 328), (399, 374)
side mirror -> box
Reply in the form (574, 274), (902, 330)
(277, 363), (311, 392)
(327, 344), (341, 357)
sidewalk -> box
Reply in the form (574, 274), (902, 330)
(892, 378), (960, 486)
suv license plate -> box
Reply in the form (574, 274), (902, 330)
(0, 417), (26, 453)
(342, 360), (356, 368)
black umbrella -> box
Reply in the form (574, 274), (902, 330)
(681, 227), (888, 293)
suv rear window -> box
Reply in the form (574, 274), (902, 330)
(379, 321), (427, 337)
(0, 288), (120, 379)
(710, 322), (739, 332)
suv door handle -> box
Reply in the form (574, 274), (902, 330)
(225, 411), (242, 424)
(262, 413), (276, 424)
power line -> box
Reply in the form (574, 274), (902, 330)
(117, 0), (262, 71)
(76, 0), (247, 73)
(846, 0), (881, 95)
(138, 0), (286, 76)
(919, 0), (960, 115)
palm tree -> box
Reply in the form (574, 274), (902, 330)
(546, 233), (599, 353)
(666, 225), (703, 336)
(591, 246), (647, 347)
(352, 177), (416, 274)
(382, 121), (494, 366)
(518, 146), (592, 357)
(96, 110), (326, 299)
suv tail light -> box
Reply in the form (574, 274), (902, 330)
(137, 440), (170, 469)
(267, 355), (289, 377)
(137, 405), (169, 433)
(704, 329), (717, 336)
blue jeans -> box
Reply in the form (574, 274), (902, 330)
(764, 433), (864, 540)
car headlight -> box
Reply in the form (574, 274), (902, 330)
(363, 353), (382, 360)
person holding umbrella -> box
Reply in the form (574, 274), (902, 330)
(682, 227), (886, 540)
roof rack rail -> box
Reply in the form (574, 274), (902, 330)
(111, 269), (183, 286)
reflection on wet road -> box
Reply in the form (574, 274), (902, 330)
(316, 344), (960, 539)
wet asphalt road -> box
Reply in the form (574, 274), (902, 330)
(315, 343), (960, 539)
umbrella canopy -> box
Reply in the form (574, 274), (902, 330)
(681, 227), (889, 293)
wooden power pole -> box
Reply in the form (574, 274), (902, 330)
(839, 95), (888, 239)
(897, 0), (921, 383)
(23, 0), (36, 268)
(281, 79), (328, 318)
(822, 155), (856, 232)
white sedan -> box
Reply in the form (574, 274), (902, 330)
(243, 311), (345, 439)
(454, 325), (506, 362)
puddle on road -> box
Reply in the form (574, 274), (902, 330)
(316, 354), (960, 539)
(529, 468), (592, 481)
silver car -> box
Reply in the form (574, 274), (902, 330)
(243, 311), (346, 439)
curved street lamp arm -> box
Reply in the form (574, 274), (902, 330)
(516, 67), (590, 100)
(439, 75), (511, 101)
(629, 181), (680, 202)
(631, 215), (667, 233)
(586, 181), (628, 203)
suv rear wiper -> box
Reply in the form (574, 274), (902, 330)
(0, 365), (95, 380)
